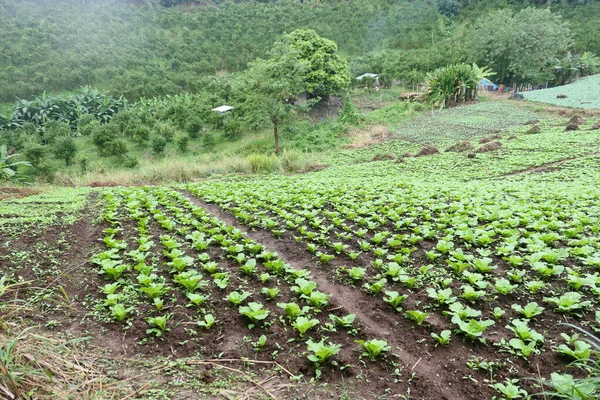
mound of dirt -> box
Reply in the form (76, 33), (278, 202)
(89, 181), (120, 187)
(479, 137), (493, 144)
(508, 135), (518, 140)
(568, 115), (585, 125)
(526, 125), (541, 134)
(395, 157), (405, 164)
(490, 134), (503, 140)
(371, 153), (395, 161)
(557, 94), (568, 99)
(467, 153), (476, 159)
(564, 123), (580, 132)
(415, 145), (440, 157)
(523, 119), (540, 125)
(402, 152), (414, 158)
(475, 141), (502, 153)
(591, 122), (600, 130)
(445, 141), (475, 153)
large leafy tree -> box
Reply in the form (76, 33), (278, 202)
(237, 52), (308, 155)
(466, 7), (572, 85)
(273, 29), (352, 99)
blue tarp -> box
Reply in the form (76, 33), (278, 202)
(479, 78), (498, 90)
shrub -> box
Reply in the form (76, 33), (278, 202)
(53, 136), (77, 165)
(106, 139), (128, 158)
(92, 124), (119, 155)
(176, 135), (189, 153)
(122, 154), (139, 168)
(23, 143), (46, 168)
(151, 136), (167, 155)
(424, 63), (493, 109)
(44, 120), (71, 144)
(77, 114), (97, 136)
(185, 117), (204, 139)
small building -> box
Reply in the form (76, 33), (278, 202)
(211, 105), (234, 114)
(356, 73), (380, 87)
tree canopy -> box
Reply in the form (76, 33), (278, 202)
(273, 29), (352, 98)
(466, 7), (572, 85)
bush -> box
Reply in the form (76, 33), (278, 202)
(44, 120), (71, 144)
(424, 63), (492, 109)
(106, 139), (129, 158)
(155, 122), (175, 143)
(177, 135), (189, 153)
(151, 136), (167, 155)
(92, 124), (119, 155)
(79, 156), (89, 174)
(185, 116), (204, 139)
(131, 126), (151, 143)
(53, 136), (77, 165)
(23, 143), (46, 168)
(122, 154), (139, 168)
(77, 114), (97, 136)
(201, 131), (217, 149)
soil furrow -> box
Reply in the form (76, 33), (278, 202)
(180, 189), (466, 400)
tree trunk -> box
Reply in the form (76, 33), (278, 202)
(273, 122), (280, 155)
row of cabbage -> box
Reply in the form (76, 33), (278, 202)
(90, 186), (395, 378)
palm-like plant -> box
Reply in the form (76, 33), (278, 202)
(0, 145), (30, 182)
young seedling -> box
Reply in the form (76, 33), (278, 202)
(293, 316), (320, 337)
(198, 314), (216, 329)
(431, 330), (451, 347)
(404, 310), (430, 326)
(261, 287), (280, 300)
(383, 291), (408, 312)
(355, 339), (391, 361)
(239, 302), (270, 328)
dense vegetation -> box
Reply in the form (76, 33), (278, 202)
(1, 0), (599, 103)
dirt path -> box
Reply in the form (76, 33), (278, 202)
(505, 153), (595, 176)
(179, 190), (479, 400)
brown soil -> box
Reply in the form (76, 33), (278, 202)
(371, 153), (395, 161)
(479, 137), (493, 144)
(467, 153), (476, 158)
(568, 115), (585, 125)
(591, 121), (600, 130)
(402, 152), (414, 158)
(564, 122), (580, 132)
(3, 186), (591, 399)
(445, 141), (475, 153)
(395, 157), (405, 163)
(526, 125), (541, 134)
(556, 94), (568, 99)
(0, 187), (40, 200)
(475, 141), (502, 153)
(89, 181), (121, 187)
(523, 119), (540, 125)
(508, 135), (518, 140)
(415, 145), (440, 157)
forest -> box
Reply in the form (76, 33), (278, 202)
(0, 0), (599, 102)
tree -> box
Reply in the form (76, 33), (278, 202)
(237, 51), (308, 155)
(466, 7), (572, 85)
(53, 136), (77, 165)
(273, 29), (351, 99)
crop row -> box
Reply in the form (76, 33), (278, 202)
(91, 186), (398, 379)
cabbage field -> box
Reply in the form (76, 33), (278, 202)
(2, 106), (600, 399)
(522, 74), (600, 110)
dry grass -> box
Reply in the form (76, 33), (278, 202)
(0, 329), (122, 400)
(344, 125), (391, 149)
(53, 151), (322, 186)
